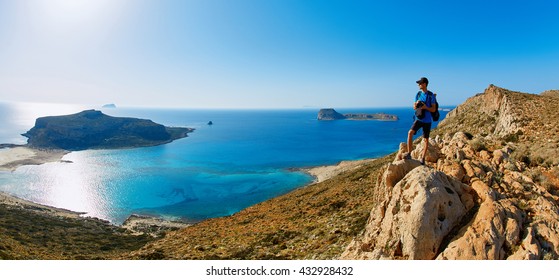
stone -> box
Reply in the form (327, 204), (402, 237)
(492, 149), (507, 166)
(507, 227), (540, 260)
(342, 166), (474, 260)
(383, 159), (422, 189)
(410, 138), (442, 163)
(439, 161), (466, 183)
(437, 197), (523, 260)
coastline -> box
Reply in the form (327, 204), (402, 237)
(0, 145), (69, 172)
(0, 191), (86, 219)
(299, 158), (377, 183)
(0, 190), (191, 236)
(1, 144), (376, 228)
(0, 146), (192, 233)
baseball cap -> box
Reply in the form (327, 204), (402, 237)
(416, 77), (429, 85)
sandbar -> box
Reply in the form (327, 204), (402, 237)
(0, 146), (69, 171)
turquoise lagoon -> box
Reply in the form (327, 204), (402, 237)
(0, 103), (448, 224)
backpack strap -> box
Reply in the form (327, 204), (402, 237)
(426, 91), (435, 106)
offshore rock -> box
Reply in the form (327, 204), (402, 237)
(317, 108), (398, 121)
(317, 108), (346, 120)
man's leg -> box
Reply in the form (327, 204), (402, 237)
(421, 137), (429, 164)
(407, 129), (415, 154)
(420, 122), (432, 164)
(407, 121), (421, 156)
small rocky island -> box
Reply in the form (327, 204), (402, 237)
(22, 110), (193, 150)
(317, 108), (398, 121)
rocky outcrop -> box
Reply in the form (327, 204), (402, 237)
(317, 108), (398, 121)
(344, 146), (466, 258)
(317, 108), (346, 120)
(22, 110), (193, 150)
(341, 156), (475, 259)
(122, 214), (190, 238)
(541, 90), (559, 98)
(342, 85), (559, 260)
(438, 84), (559, 167)
(342, 127), (559, 259)
(440, 85), (521, 137)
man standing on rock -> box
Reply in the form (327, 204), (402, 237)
(405, 77), (437, 165)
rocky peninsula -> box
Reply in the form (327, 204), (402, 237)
(317, 108), (398, 121)
(0, 110), (193, 171)
(22, 109), (193, 151)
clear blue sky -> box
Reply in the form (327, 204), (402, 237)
(1, 0), (558, 108)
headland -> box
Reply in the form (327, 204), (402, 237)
(1, 110), (193, 171)
(317, 108), (398, 121)
(22, 109), (193, 151)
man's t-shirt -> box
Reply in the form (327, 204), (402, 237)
(415, 90), (436, 123)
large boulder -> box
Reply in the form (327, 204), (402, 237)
(436, 180), (524, 260)
(341, 165), (474, 259)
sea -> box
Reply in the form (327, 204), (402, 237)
(0, 102), (450, 224)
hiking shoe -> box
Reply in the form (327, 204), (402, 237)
(403, 153), (411, 160)
(420, 158), (425, 165)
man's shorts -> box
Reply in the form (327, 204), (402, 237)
(410, 120), (432, 139)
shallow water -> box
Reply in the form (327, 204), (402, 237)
(0, 103), (449, 224)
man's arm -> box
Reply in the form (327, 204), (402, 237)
(422, 102), (436, 112)
(421, 93), (436, 112)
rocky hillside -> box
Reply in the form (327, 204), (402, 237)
(434, 85), (559, 167)
(127, 85), (559, 260)
(342, 85), (559, 259)
(0, 193), (156, 259)
(541, 90), (559, 98)
(23, 110), (193, 150)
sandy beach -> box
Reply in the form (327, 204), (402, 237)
(0, 146), (69, 171)
(0, 146), (79, 219)
(302, 158), (377, 183)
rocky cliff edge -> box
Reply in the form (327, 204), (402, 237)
(341, 85), (559, 260)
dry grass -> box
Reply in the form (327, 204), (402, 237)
(126, 155), (393, 260)
(0, 204), (155, 259)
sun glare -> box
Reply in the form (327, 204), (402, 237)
(39, 0), (114, 23)
(26, 0), (125, 35)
